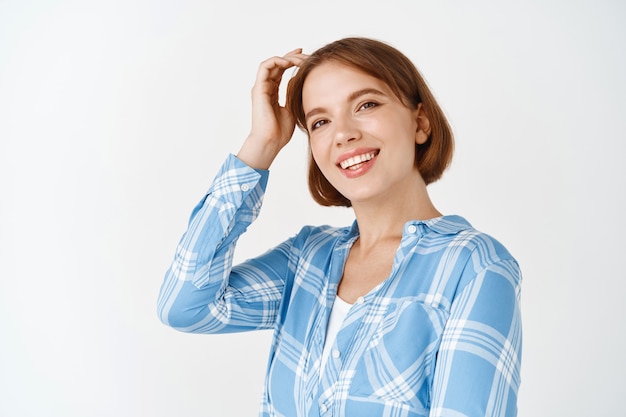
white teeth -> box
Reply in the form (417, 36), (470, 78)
(339, 152), (377, 170)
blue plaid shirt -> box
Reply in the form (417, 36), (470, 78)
(157, 155), (522, 417)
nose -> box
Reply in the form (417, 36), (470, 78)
(333, 116), (361, 146)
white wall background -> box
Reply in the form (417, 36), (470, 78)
(1, 0), (624, 416)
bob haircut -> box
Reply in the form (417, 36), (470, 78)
(286, 37), (454, 207)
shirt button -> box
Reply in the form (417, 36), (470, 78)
(240, 183), (250, 192)
(320, 404), (328, 413)
(407, 225), (417, 234)
(356, 296), (365, 304)
(332, 349), (340, 359)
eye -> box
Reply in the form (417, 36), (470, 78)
(358, 101), (378, 111)
(311, 119), (329, 131)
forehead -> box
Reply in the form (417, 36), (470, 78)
(301, 61), (392, 107)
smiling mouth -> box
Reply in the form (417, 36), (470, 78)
(339, 151), (379, 170)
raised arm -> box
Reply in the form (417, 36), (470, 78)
(157, 49), (308, 333)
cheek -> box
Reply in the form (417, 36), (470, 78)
(309, 144), (338, 187)
(308, 143), (320, 167)
(309, 140), (329, 169)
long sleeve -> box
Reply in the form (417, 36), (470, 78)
(429, 258), (522, 417)
(156, 154), (293, 334)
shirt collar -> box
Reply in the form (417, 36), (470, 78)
(412, 215), (473, 235)
(344, 214), (473, 238)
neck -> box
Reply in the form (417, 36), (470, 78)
(351, 184), (441, 251)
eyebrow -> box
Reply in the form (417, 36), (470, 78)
(304, 88), (386, 123)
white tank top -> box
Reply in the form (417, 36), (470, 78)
(320, 296), (353, 373)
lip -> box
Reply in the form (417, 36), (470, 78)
(336, 147), (380, 179)
(336, 147), (380, 166)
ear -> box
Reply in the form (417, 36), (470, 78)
(414, 103), (431, 145)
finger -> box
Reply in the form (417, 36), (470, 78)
(257, 49), (308, 74)
(283, 48), (303, 56)
(257, 56), (298, 84)
(252, 52), (309, 96)
(259, 56), (295, 73)
(285, 54), (308, 67)
(260, 50), (308, 73)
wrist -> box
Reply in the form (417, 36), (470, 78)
(236, 136), (282, 170)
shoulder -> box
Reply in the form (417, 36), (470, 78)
(459, 228), (522, 302)
(458, 227), (517, 267)
(422, 215), (521, 286)
(291, 224), (353, 249)
(423, 215), (516, 263)
(278, 224), (353, 276)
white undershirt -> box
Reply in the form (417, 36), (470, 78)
(320, 296), (353, 373)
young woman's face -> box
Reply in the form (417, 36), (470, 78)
(302, 61), (429, 206)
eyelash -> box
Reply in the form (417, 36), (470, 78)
(359, 101), (378, 110)
(309, 101), (380, 131)
(311, 119), (328, 131)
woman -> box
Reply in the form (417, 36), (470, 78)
(157, 37), (522, 417)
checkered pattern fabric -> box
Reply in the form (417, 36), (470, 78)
(157, 154), (522, 417)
